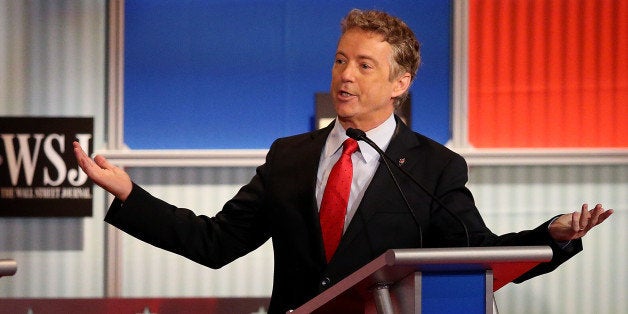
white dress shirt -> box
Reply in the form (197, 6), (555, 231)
(316, 113), (397, 232)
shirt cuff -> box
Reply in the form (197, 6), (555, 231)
(548, 216), (571, 249)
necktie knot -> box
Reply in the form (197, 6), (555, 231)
(342, 138), (359, 156)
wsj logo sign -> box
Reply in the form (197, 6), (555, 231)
(0, 117), (93, 217)
(2, 133), (91, 187)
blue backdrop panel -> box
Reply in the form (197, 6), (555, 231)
(124, 0), (451, 149)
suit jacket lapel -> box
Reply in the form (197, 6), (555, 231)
(298, 122), (335, 265)
(333, 117), (422, 257)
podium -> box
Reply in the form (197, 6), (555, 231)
(291, 246), (552, 314)
(0, 259), (17, 278)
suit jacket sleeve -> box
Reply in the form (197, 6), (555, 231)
(104, 168), (272, 269)
(426, 150), (583, 282)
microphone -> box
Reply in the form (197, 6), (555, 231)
(346, 128), (470, 247)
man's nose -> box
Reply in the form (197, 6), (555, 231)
(339, 64), (356, 82)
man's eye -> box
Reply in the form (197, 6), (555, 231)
(360, 63), (372, 69)
(335, 59), (346, 65)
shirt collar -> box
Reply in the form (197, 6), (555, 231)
(324, 114), (397, 163)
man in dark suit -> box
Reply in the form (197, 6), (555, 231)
(74, 9), (612, 314)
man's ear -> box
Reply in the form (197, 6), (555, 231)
(391, 72), (412, 98)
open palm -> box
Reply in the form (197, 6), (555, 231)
(73, 141), (133, 201)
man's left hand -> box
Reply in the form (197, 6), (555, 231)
(549, 203), (613, 242)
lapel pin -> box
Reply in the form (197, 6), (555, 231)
(398, 158), (406, 166)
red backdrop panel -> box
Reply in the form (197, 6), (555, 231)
(469, 0), (627, 148)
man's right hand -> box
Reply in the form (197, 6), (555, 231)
(73, 141), (133, 201)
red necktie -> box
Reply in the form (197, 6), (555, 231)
(319, 138), (359, 262)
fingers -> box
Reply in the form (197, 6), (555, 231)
(571, 210), (581, 232)
(578, 203), (589, 230)
(73, 141), (88, 162)
(576, 203), (614, 233)
(73, 141), (95, 172)
(587, 204), (604, 227)
(72, 142), (133, 201)
(94, 154), (115, 170)
(73, 141), (112, 171)
(597, 208), (614, 225)
(553, 204), (613, 241)
(589, 204), (613, 227)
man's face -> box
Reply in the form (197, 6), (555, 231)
(331, 28), (409, 131)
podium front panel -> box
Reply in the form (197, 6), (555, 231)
(422, 271), (486, 313)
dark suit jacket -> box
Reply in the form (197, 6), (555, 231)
(105, 117), (582, 313)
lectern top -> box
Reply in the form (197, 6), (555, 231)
(291, 246), (553, 313)
(0, 259), (18, 278)
(385, 246), (553, 266)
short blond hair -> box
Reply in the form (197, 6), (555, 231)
(341, 9), (421, 107)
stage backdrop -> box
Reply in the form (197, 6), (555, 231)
(468, 0), (627, 148)
(123, 0), (452, 149)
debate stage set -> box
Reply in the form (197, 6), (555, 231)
(2, 247), (552, 313)
(1, 1), (626, 313)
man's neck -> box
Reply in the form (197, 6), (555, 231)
(337, 111), (395, 131)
